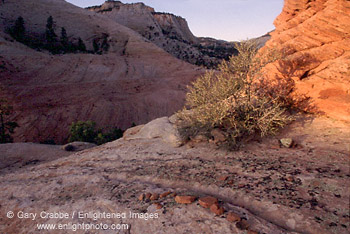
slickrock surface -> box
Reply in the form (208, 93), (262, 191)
(1, 116), (349, 234)
(0, 142), (72, 173)
(263, 0), (350, 122)
(0, 0), (204, 143)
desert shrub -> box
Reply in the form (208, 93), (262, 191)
(94, 127), (123, 145)
(68, 121), (123, 145)
(177, 41), (303, 148)
(69, 121), (97, 143)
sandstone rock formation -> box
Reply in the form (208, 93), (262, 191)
(263, 0), (350, 122)
(88, 1), (270, 68)
(87, 1), (240, 68)
(0, 142), (72, 173)
(0, 0), (204, 143)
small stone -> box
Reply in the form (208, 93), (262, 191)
(227, 212), (241, 222)
(227, 180), (234, 185)
(150, 193), (159, 201)
(198, 196), (219, 208)
(236, 220), (250, 230)
(280, 138), (293, 148)
(145, 193), (152, 199)
(138, 193), (145, 201)
(160, 191), (172, 198)
(171, 192), (177, 197)
(286, 175), (294, 182)
(218, 176), (228, 181)
(210, 204), (224, 215)
(238, 184), (245, 188)
(154, 203), (163, 209)
(175, 195), (197, 204)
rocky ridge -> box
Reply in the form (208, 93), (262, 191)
(87, 1), (269, 68)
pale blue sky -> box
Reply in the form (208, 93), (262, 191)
(65, 0), (284, 41)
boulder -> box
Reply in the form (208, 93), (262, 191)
(123, 117), (183, 147)
(61, 142), (97, 152)
(123, 125), (145, 139)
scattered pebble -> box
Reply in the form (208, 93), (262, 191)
(175, 195), (197, 204)
(218, 175), (228, 181)
(160, 191), (172, 198)
(138, 193), (145, 201)
(150, 193), (159, 201)
(198, 196), (219, 208)
(227, 212), (241, 222)
(210, 204), (224, 215)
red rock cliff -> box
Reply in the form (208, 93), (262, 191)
(264, 0), (350, 121)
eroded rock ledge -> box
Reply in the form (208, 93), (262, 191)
(263, 0), (350, 122)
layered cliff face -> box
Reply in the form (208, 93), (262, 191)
(88, 1), (241, 68)
(263, 0), (350, 121)
(0, 0), (204, 143)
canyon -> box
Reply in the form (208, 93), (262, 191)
(0, 0), (349, 234)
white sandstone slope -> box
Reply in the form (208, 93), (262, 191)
(0, 0), (204, 143)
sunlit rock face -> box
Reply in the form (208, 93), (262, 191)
(263, 0), (350, 122)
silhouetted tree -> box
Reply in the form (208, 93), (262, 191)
(93, 39), (99, 54)
(77, 37), (86, 52)
(101, 34), (110, 52)
(60, 27), (68, 45)
(10, 16), (25, 42)
(45, 16), (57, 43)
(45, 16), (59, 53)
(59, 27), (70, 53)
